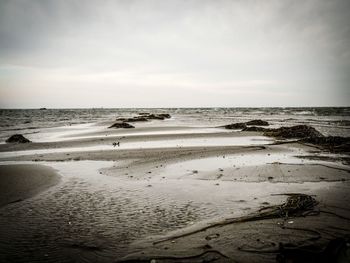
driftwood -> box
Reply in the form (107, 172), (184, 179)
(117, 194), (319, 263)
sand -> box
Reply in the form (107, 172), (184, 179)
(0, 164), (60, 207)
(0, 120), (349, 262)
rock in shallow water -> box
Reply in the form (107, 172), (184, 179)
(224, 119), (269, 130)
(246, 119), (269, 126)
(108, 122), (135, 129)
(263, 125), (323, 139)
(224, 123), (247, 129)
(116, 117), (149, 122)
(143, 113), (170, 120)
(6, 134), (31, 143)
(240, 124), (323, 140)
(242, 126), (268, 132)
(116, 113), (171, 122)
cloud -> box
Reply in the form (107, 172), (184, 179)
(0, 0), (349, 107)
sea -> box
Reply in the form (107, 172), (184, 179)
(0, 107), (349, 142)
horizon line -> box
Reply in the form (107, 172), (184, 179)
(1, 106), (349, 110)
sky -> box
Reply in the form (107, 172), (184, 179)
(0, 0), (349, 108)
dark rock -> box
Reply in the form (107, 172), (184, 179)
(224, 123), (247, 130)
(6, 134), (31, 143)
(264, 125), (323, 139)
(158, 113), (171, 119)
(115, 117), (127, 121)
(145, 114), (166, 120)
(144, 113), (171, 120)
(119, 113), (171, 122)
(133, 117), (149, 122)
(108, 122), (135, 129)
(223, 120), (268, 130)
(39, 108), (47, 110)
(246, 119), (269, 126)
(242, 126), (269, 132)
(116, 117), (148, 122)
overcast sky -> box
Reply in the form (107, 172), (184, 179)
(0, 0), (349, 108)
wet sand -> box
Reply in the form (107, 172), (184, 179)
(0, 164), (60, 208)
(0, 120), (349, 262)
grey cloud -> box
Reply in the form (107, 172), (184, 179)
(0, 0), (349, 107)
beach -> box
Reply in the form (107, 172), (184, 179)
(2, 0), (350, 261)
(0, 109), (349, 262)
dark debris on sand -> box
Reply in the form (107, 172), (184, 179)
(6, 134), (31, 143)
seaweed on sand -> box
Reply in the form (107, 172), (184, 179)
(152, 194), (319, 245)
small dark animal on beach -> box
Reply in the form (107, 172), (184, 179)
(113, 142), (120, 147)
